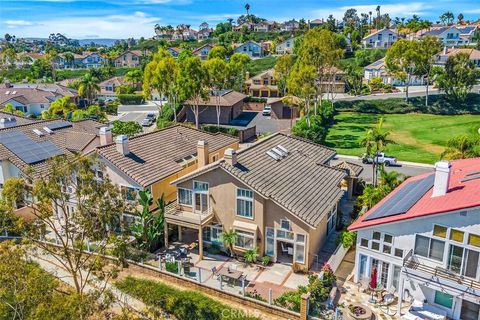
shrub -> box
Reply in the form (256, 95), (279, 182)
(116, 276), (258, 319)
(117, 94), (144, 105)
(243, 247), (259, 264)
(245, 290), (267, 302)
(201, 124), (239, 136)
(111, 120), (142, 137)
(165, 261), (179, 274)
(292, 115), (328, 144)
(336, 230), (357, 249)
(261, 255), (270, 266)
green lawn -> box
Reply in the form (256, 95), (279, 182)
(247, 56), (277, 76)
(325, 112), (480, 164)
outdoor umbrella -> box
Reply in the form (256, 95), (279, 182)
(370, 267), (377, 289)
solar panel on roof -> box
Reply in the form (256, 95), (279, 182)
(364, 174), (435, 221)
(0, 131), (64, 164)
(46, 121), (73, 131)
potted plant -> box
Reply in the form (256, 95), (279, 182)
(261, 255), (270, 266)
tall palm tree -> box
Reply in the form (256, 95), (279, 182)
(375, 5), (381, 29)
(441, 135), (480, 160)
(245, 3), (250, 16)
(64, 52), (74, 69)
(78, 73), (100, 105)
(368, 11), (373, 28)
(361, 117), (395, 186)
(124, 69), (143, 90)
(378, 166), (404, 190)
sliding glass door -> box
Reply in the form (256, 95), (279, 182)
(448, 245), (479, 279)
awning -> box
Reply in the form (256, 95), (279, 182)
(232, 220), (258, 232)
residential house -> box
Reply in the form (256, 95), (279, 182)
(0, 119), (103, 219)
(245, 69), (280, 98)
(11, 52), (44, 68)
(281, 19), (299, 32)
(320, 67), (347, 94)
(77, 52), (104, 68)
(362, 28), (399, 49)
(94, 125), (239, 206)
(308, 19), (324, 29)
(410, 25), (478, 47)
(197, 22), (213, 40)
(192, 44), (215, 60)
(183, 90), (246, 125)
(254, 21), (275, 32)
(0, 111), (38, 128)
(233, 22), (255, 32)
(172, 28), (198, 41)
(265, 98), (299, 120)
(114, 50), (143, 68)
(276, 37), (296, 55)
(167, 47), (181, 59)
(0, 83), (78, 115)
(233, 41), (263, 58)
(169, 133), (349, 266)
(434, 47), (480, 68)
(97, 76), (125, 101)
(349, 159), (480, 320)
(364, 58), (426, 86)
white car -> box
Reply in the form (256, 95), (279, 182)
(141, 118), (153, 127)
(361, 152), (397, 166)
(262, 106), (272, 116)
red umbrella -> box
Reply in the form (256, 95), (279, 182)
(370, 267), (378, 289)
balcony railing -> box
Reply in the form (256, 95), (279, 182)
(164, 202), (214, 228)
(403, 249), (480, 291)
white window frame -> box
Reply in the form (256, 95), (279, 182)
(414, 234), (445, 262)
(234, 229), (255, 250)
(192, 180), (209, 214)
(236, 188), (254, 219)
(177, 188), (193, 207)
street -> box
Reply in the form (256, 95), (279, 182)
(332, 155), (434, 184)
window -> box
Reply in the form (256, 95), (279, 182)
(392, 265), (401, 291)
(434, 291), (453, 309)
(450, 229), (464, 243)
(280, 219), (291, 231)
(235, 230), (255, 249)
(383, 245), (392, 254)
(371, 242), (380, 251)
(193, 181), (208, 191)
(295, 234), (306, 264)
(178, 188), (192, 206)
(414, 235), (445, 262)
(433, 225), (447, 238)
(394, 248), (404, 258)
(236, 188), (253, 218)
(373, 232), (381, 240)
(448, 244), (479, 278)
(265, 227), (274, 256)
(360, 238), (369, 248)
(468, 234), (480, 248)
(276, 229), (294, 241)
(384, 234), (393, 244)
(121, 186), (137, 201)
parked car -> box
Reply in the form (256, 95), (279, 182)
(146, 113), (156, 121)
(141, 118), (153, 127)
(262, 106), (272, 116)
(361, 152), (397, 166)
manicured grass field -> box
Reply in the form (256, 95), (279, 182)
(325, 112), (480, 164)
(247, 56), (277, 76)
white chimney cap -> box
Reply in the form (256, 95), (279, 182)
(99, 126), (111, 134)
(435, 160), (451, 171)
(197, 140), (208, 146)
(115, 134), (128, 143)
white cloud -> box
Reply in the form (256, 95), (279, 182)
(464, 8), (480, 14)
(312, 2), (432, 20)
(4, 20), (35, 27)
(1, 11), (160, 38)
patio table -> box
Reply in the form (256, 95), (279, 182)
(217, 267), (244, 286)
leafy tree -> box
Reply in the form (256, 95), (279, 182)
(385, 39), (418, 102)
(227, 53), (250, 92)
(441, 135), (480, 160)
(243, 247), (259, 264)
(361, 117), (394, 186)
(2, 155), (130, 296)
(115, 84), (135, 95)
(31, 58), (53, 79)
(42, 96), (76, 119)
(287, 63), (316, 121)
(436, 52), (479, 102)
(343, 8), (360, 29)
(414, 36), (443, 107)
(130, 191), (165, 252)
(337, 230), (357, 248)
(207, 46), (227, 60)
(274, 54), (294, 96)
(111, 120), (142, 137)
(457, 13), (465, 24)
(378, 166), (404, 189)
(78, 73), (100, 104)
(71, 104), (106, 122)
(356, 184), (391, 210)
(178, 56), (207, 129)
(220, 229), (238, 257)
(204, 57), (229, 127)
(124, 69), (143, 89)
(439, 11), (455, 25)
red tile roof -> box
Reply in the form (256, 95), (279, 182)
(349, 158), (480, 231)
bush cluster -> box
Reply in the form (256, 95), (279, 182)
(118, 94), (144, 105)
(201, 124), (239, 137)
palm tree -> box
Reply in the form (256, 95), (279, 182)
(78, 73), (100, 105)
(441, 135), (480, 160)
(361, 117), (395, 186)
(245, 3), (250, 16)
(220, 229), (238, 257)
(378, 166), (404, 190)
(124, 69), (142, 90)
(368, 11), (372, 28)
(375, 6), (381, 29)
(64, 52), (74, 69)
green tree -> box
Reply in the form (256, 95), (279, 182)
(287, 63), (316, 122)
(378, 166), (404, 189)
(204, 57), (229, 127)
(436, 52), (479, 102)
(124, 69), (143, 89)
(78, 73), (100, 104)
(111, 120), (142, 137)
(440, 11), (455, 25)
(220, 229), (238, 257)
(2, 155), (129, 296)
(441, 135), (480, 160)
(207, 46), (227, 60)
(356, 184), (391, 211)
(385, 39), (418, 102)
(274, 54), (294, 96)
(63, 52), (75, 68)
(178, 56), (207, 129)
(227, 53), (250, 92)
(42, 96), (76, 119)
(414, 36), (443, 107)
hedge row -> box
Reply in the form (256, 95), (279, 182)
(115, 276), (259, 320)
(201, 124), (239, 136)
(334, 93), (480, 115)
(118, 94), (144, 105)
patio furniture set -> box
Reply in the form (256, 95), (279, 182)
(212, 265), (247, 287)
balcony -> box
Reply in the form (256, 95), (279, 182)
(403, 250), (480, 294)
(164, 202), (214, 229)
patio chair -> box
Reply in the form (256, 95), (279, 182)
(287, 247), (294, 256)
(211, 266), (219, 280)
(280, 242), (288, 254)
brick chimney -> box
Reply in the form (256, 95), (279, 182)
(115, 135), (129, 156)
(224, 148), (237, 166)
(197, 140), (209, 167)
(99, 127), (113, 145)
(432, 160), (451, 197)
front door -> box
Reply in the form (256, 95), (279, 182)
(194, 193), (208, 214)
(460, 300), (480, 320)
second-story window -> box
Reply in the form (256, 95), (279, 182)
(415, 235), (445, 262)
(178, 188), (192, 206)
(121, 186), (137, 201)
(236, 188), (253, 218)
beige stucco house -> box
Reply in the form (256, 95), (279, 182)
(169, 133), (349, 270)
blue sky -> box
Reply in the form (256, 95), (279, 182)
(1, 0), (479, 39)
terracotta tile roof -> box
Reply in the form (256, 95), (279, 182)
(0, 83), (77, 106)
(349, 158), (480, 231)
(0, 111), (39, 126)
(95, 125), (239, 188)
(0, 119), (102, 177)
(436, 48), (480, 60)
(333, 161), (364, 178)
(173, 133), (345, 227)
(184, 90), (246, 107)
